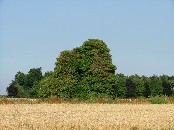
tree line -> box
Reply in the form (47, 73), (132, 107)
(6, 39), (174, 99)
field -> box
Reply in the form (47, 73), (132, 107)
(0, 103), (174, 130)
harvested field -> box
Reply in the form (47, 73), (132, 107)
(0, 104), (174, 130)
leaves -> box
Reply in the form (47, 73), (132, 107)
(6, 39), (174, 99)
(38, 39), (117, 99)
(6, 67), (43, 98)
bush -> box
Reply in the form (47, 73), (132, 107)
(148, 96), (169, 104)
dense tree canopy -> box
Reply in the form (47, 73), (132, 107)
(6, 39), (174, 99)
(6, 81), (19, 97)
(38, 39), (117, 99)
(115, 74), (127, 98)
(6, 68), (43, 98)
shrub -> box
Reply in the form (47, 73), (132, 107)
(148, 96), (169, 104)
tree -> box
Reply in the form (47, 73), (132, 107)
(14, 71), (26, 87)
(126, 76), (136, 98)
(149, 75), (163, 96)
(168, 76), (174, 96)
(115, 74), (127, 98)
(132, 74), (144, 97)
(142, 76), (151, 98)
(38, 39), (117, 99)
(38, 75), (59, 98)
(17, 85), (29, 98)
(25, 67), (43, 89)
(6, 81), (19, 97)
(160, 75), (172, 96)
(43, 71), (52, 78)
(7, 67), (43, 98)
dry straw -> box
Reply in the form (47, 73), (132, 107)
(0, 104), (174, 130)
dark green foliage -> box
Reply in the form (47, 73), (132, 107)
(126, 76), (136, 98)
(149, 75), (163, 96)
(6, 38), (174, 99)
(160, 75), (172, 96)
(141, 75), (151, 98)
(144, 80), (150, 98)
(171, 81), (174, 95)
(15, 72), (26, 87)
(17, 86), (29, 98)
(6, 81), (19, 97)
(38, 39), (117, 99)
(43, 71), (52, 78)
(6, 67), (43, 98)
(115, 74), (127, 98)
(116, 74), (145, 98)
(170, 76), (174, 95)
(29, 82), (40, 98)
(162, 80), (172, 96)
(25, 68), (43, 89)
(132, 75), (144, 97)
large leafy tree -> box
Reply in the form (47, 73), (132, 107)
(38, 39), (117, 99)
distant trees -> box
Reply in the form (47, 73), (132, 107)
(149, 75), (163, 96)
(160, 75), (172, 96)
(115, 74), (174, 98)
(6, 67), (43, 98)
(133, 75), (144, 97)
(6, 39), (174, 99)
(6, 81), (19, 97)
(115, 74), (126, 98)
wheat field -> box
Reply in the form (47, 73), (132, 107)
(0, 104), (174, 130)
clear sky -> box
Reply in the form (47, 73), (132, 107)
(1, 0), (174, 95)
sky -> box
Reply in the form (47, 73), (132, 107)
(0, 0), (174, 95)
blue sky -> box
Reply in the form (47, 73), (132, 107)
(1, 0), (174, 95)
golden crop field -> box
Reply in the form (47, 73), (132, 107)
(0, 104), (174, 130)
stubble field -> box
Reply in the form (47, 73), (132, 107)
(0, 104), (174, 130)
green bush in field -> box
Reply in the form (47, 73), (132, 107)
(148, 96), (169, 104)
(38, 39), (117, 99)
